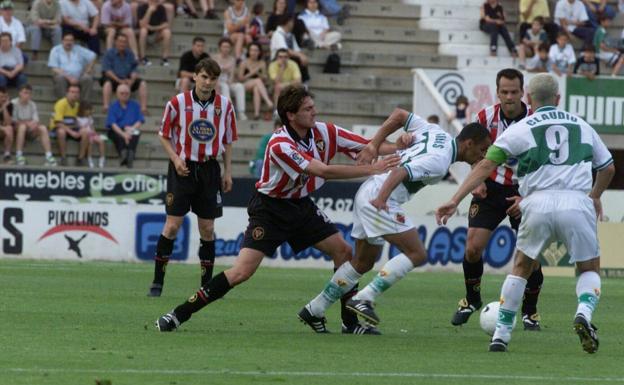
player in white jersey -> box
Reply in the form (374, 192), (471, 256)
(436, 73), (615, 353)
(155, 85), (401, 332)
(298, 108), (491, 331)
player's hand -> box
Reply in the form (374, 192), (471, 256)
(356, 143), (378, 165)
(222, 173), (233, 193)
(435, 200), (458, 225)
(505, 196), (522, 219)
(591, 197), (603, 221)
(173, 157), (189, 177)
(371, 154), (400, 174)
(396, 133), (413, 150)
(370, 197), (389, 212)
(471, 182), (487, 199)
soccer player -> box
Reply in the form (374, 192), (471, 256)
(299, 109), (491, 331)
(155, 85), (401, 332)
(147, 58), (236, 297)
(436, 73), (614, 353)
(450, 68), (544, 331)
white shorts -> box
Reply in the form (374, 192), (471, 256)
(516, 191), (599, 263)
(351, 178), (414, 246)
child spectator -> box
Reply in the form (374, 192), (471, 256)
(176, 36), (209, 91)
(76, 102), (105, 168)
(214, 37), (247, 120)
(447, 95), (469, 125)
(268, 47), (301, 106)
(518, 17), (548, 69)
(593, 16), (622, 68)
(0, 86), (13, 163)
(574, 45), (600, 79)
(249, 2), (269, 45)
(527, 42), (553, 72)
(0, 32), (25, 89)
(518, 0), (558, 44)
(237, 42), (273, 120)
(479, 0), (517, 57)
(28, 0), (62, 60)
(549, 31), (576, 76)
(298, 0), (342, 50)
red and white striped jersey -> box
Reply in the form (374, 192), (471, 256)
(475, 102), (531, 185)
(159, 90), (238, 161)
(256, 122), (369, 198)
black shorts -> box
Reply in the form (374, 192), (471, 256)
(165, 159), (223, 219)
(242, 192), (338, 256)
(468, 179), (521, 231)
(100, 75), (143, 93)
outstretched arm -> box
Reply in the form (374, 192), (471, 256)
(357, 108), (410, 164)
(306, 155), (400, 180)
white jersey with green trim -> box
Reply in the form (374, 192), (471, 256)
(370, 113), (457, 204)
(491, 106), (613, 197)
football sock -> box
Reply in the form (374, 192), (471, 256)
(575, 271), (601, 322)
(353, 254), (414, 302)
(463, 257), (483, 304)
(174, 272), (232, 323)
(522, 265), (543, 315)
(493, 275), (526, 343)
(307, 262), (361, 317)
(153, 235), (174, 285)
(199, 239), (216, 286)
(340, 282), (359, 327)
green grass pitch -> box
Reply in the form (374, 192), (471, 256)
(1, 259), (624, 385)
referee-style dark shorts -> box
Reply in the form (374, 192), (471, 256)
(242, 192), (338, 256)
(468, 179), (521, 231)
(165, 159), (223, 219)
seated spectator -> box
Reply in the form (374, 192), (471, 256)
(48, 31), (96, 101)
(518, 17), (549, 69)
(177, 36), (209, 91)
(237, 42), (273, 120)
(479, 0), (517, 57)
(574, 44), (600, 79)
(214, 37), (247, 120)
(249, 2), (269, 45)
(593, 16), (622, 68)
(266, 0), (307, 46)
(519, 0), (559, 45)
(0, 32), (25, 89)
(581, 0), (616, 28)
(138, 0), (172, 66)
(266, 0), (288, 38)
(249, 119), (280, 178)
(76, 102), (105, 168)
(133, 0), (174, 25)
(49, 84), (88, 166)
(554, 0), (594, 44)
(549, 31), (576, 76)
(101, 33), (147, 113)
(0, 1), (25, 49)
(270, 15), (310, 82)
(27, 0), (62, 60)
(447, 95), (468, 125)
(526, 42), (553, 72)
(177, 0), (217, 19)
(298, 0), (341, 50)
(101, 0), (138, 57)
(287, 0), (349, 25)
(268, 48), (301, 106)
(223, 0), (252, 61)
(12, 84), (57, 166)
(0, 86), (13, 163)
(60, 0), (100, 54)
(106, 83), (144, 168)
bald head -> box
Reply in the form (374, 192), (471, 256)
(527, 73), (559, 109)
(117, 83), (131, 103)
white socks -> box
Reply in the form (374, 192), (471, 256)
(307, 262), (362, 317)
(353, 254), (415, 302)
(576, 271), (601, 322)
(493, 275), (527, 343)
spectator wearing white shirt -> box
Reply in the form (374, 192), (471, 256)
(48, 31), (96, 100)
(549, 31), (576, 76)
(0, 1), (26, 49)
(28, 0), (63, 60)
(60, 0), (100, 54)
(0, 32), (25, 89)
(101, 0), (138, 57)
(298, 0), (341, 50)
(270, 15), (309, 82)
(554, 0), (594, 44)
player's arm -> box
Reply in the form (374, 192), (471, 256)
(221, 143), (233, 193)
(357, 107), (410, 164)
(370, 167), (408, 211)
(305, 156), (400, 180)
(590, 163), (615, 220)
(158, 135), (189, 176)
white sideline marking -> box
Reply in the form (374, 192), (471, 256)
(5, 368), (624, 382)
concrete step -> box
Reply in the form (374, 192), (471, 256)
(439, 43), (515, 57)
(309, 73), (412, 92)
(455, 55), (517, 70)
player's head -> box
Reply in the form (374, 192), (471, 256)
(495, 68), (524, 118)
(277, 85), (316, 130)
(527, 73), (560, 109)
(456, 122), (491, 165)
(193, 58), (220, 96)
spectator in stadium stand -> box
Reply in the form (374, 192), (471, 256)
(214, 37), (247, 121)
(519, 0), (559, 45)
(48, 31), (96, 101)
(266, 0), (307, 47)
(176, 36), (209, 92)
(49, 84), (89, 166)
(137, 0), (172, 66)
(101, 0), (139, 57)
(59, 0), (100, 54)
(581, 0), (616, 28)
(549, 31), (576, 76)
(0, 86), (13, 164)
(223, 0), (252, 62)
(526, 42), (553, 72)
(479, 0), (518, 57)
(0, 1), (26, 49)
(106, 83), (144, 168)
(237, 42), (273, 120)
(27, 0), (63, 60)
(0, 32), (26, 89)
(268, 48), (301, 107)
(554, 0), (595, 45)
(101, 33), (148, 114)
(12, 84), (57, 166)
(518, 17), (549, 70)
(132, 0), (175, 26)
(298, 0), (342, 50)
(249, 2), (269, 45)
(593, 16), (623, 70)
(286, 0), (350, 25)
(177, 0), (218, 19)
(574, 44), (600, 79)
(270, 15), (310, 83)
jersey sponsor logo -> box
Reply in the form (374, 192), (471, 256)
(252, 226), (264, 240)
(290, 151), (305, 165)
(187, 118), (216, 143)
(469, 204), (479, 218)
(315, 138), (325, 152)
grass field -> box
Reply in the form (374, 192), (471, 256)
(2, 259), (624, 385)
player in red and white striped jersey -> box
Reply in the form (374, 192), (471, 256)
(451, 68), (544, 331)
(148, 58), (237, 297)
(155, 85), (401, 333)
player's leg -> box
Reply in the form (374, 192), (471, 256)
(574, 258), (601, 353)
(197, 218), (216, 286)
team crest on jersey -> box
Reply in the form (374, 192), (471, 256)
(290, 151), (305, 165)
(252, 226), (265, 240)
(315, 138), (325, 152)
(395, 213), (405, 224)
(187, 118), (216, 143)
(166, 193), (174, 207)
(469, 203), (479, 218)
